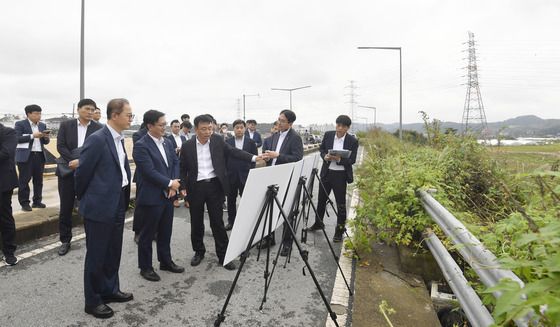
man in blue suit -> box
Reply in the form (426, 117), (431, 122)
(0, 123), (19, 266)
(225, 119), (258, 231)
(307, 115), (359, 242)
(245, 119), (262, 148)
(133, 110), (184, 282)
(14, 104), (50, 211)
(75, 98), (134, 319)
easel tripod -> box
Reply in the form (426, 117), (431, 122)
(214, 185), (340, 327)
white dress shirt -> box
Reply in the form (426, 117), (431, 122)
(107, 124), (129, 187)
(196, 137), (217, 181)
(28, 119), (42, 152)
(77, 119), (91, 148)
(272, 129), (289, 166)
(234, 136), (244, 149)
(248, 131), (254, 139)
(329, 133), (346, 171)
(148, 133), (169, 167)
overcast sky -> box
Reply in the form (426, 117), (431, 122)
(1, 0), (559, 125)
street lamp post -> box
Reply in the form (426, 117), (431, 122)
(358, 105), (376, 128)
(271, 85), (311, 110)
(80, 0), (85, 100)
(242, 93), (259, 121)
(357, 46), (402, 140)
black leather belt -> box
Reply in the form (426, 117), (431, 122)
(197, 177), (218, 183)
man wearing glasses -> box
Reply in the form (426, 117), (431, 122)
(75, 99), (135, 319)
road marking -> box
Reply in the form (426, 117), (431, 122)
(325, 148), (364, 327)
(0, 216), (134, 269)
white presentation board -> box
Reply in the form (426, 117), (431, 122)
(223, 162), (297, 265)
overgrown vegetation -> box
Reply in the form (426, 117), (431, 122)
(353, 113), (560, 326)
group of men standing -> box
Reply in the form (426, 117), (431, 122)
(0, 98), (359, 321)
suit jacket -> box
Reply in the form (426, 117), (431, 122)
(56, 119), (102, 177)
(262, 134), (274, 152)
(319, 131), (359, 183)
(226, 136), (258, 185)
(133, 134), (179, 206)
(14, 119), (50, 163)
(75, 126), (131, 223)
(266, 128), (303, 166)
(166, 133), (187, 154)
(180, 133), (254, 201)
(245, 130), (262, 148)
(0, 123), (18, 192)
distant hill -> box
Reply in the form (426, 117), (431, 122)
(356, 115), (560, 137)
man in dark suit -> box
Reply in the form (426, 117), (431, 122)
(14, 104), (50, 211)
(167, 119), (187, 156)
(245, 119), (262, 148)
(261, 121), (278, 152)
(307, 115), (359, 242)
(75, 98), (134, 319)
(56, 98), (102, 256)
(131, 124), (148, 242)
(261, 110), (304, 255)
(133, 110), (184, 282)
(225, 119), (258, 231)
(0, 123), (19, 266)
(179, 114), (259, 270)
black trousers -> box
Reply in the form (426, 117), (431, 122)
(226, 178), (246, 225)
(58, 175), (76, 243)
(188, 179), (228, 260)
(316, 170), (348, 226)
(137, 202), (174, 270)
(17, 152), (45, 206)
(0, 190), (17, 256)
(132, 185), (144, 233)
(83, 190), (126, 307)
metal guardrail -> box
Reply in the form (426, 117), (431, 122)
(418, 189), (531, 327)
(423, 228), (494, 327)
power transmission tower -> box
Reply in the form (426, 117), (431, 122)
(345, 80), (358, 131)
(461, 31), (488, 135)
(236, 98), (241, 119)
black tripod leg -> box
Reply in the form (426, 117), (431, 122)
(273, 196), (340, 327)
(302, 184), (353, 295)
(214, 188), (275, 326)
(259, 194), (276, 310)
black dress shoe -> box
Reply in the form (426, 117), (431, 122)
(21, 204), (32, 212)
(84, 303), (114, 319)
(280, 246), (291, 257)
(160, 261), (185, 273)
(32, 203), (46, 208)
(224, 223), (233, 231)
(58, 242), (71, 256)
(3, 254), (18, 266)
(306, 221), (325, 232)
(140, 268), (161, 282)
(102, 291), (134, 303)
(190, 253), (204, 266)
(219, 260), (236, 271)
(333, 225), (346, 243)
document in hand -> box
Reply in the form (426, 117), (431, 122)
(328, 149), (351, 158)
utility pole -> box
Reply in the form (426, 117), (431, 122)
(345, 81), (358, 131)
(358, 105), (376, 128)
(357, 46), (403, 140)
(242, 93), (259, 121)
(80, 0), (85, 100)
(461, 31), (488, 136)
(271, 85), (311, 110)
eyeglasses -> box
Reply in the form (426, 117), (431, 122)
(123, 113), (135, 119)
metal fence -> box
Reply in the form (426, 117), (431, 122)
(418, 189), (531, 327)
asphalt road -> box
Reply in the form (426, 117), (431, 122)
(1, 182), (347, 326)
